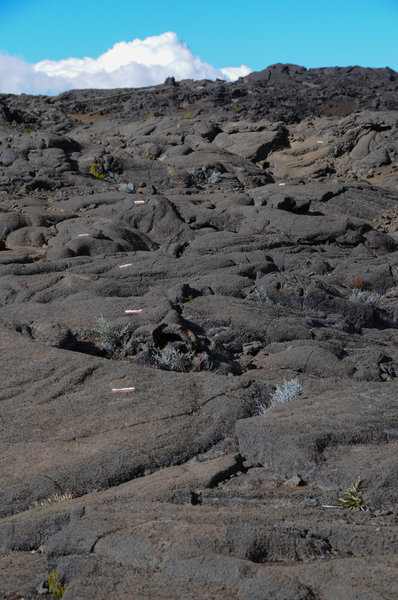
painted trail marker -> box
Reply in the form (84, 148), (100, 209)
(134, 200), (146, 205)
(112, 387), (135, 393)
(124, 309), (142, 314)
(78, 233), (90, 237)
(119, 263), (133, 269)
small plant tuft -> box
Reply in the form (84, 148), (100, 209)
(96, 316), (129, 352)
(187, 167), (222, 186)
(144, 113), (154, 118)
(271, 378), (303, 406)
(349, 289), (383, 305)
(119, 182), (135, 193)
(349, 276), (366, 290)
(207, 169), (222, 184)
(89, 162), (104, 179)
(246, 286), (273, 304)
(140, 151), (156, 160)
(339, 477), (366, 511)
(257, 378), (303, 414)
(46, 569), (66, 599)
(34, 493), (73, 508)
(152, 346), (195, 372)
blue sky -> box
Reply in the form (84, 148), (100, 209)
(0, 0), (397, 94)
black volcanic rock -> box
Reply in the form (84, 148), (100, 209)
(0, 65), (397, 599)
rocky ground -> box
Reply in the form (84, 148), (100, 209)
(0, 63), (398, 599)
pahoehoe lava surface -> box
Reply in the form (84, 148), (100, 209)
(1, 63), (398, 599)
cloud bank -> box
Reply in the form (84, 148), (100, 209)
(0, 32), (252, 95)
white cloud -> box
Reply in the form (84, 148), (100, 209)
(220, 65), (253, 81)
(0, 32), (252, 95)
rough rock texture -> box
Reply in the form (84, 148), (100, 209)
(0, 64), (398, 599)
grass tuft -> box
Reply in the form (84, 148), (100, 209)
(34, 493), (73, 508)
(339, 477), (366, 511)
(46, 569), (66, 599)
